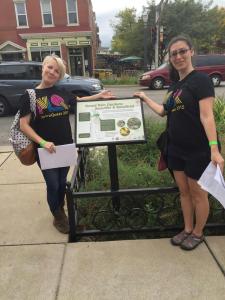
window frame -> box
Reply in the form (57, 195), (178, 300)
(0, 65), (29, 80)
(66, 0), (79, 26)
(40, 0), (54, 27)
(14, 1), (29, 28)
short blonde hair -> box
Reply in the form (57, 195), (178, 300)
(42, 55), (66, 80)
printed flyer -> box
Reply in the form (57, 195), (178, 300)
(75, 98), (146, 146)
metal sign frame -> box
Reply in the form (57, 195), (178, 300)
(75, 97), (146, 147)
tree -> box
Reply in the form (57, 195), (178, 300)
(111, 6), (155, 66)
(111, 8), (142, 56)
(111, 0), (225, 65)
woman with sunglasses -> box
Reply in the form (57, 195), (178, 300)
(134, 35), (224, 250)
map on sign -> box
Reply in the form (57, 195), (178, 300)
(75, 98), (146, 146)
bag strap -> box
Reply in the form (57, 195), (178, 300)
(26, 89), (37, 117)
(166, 111), (170, 129)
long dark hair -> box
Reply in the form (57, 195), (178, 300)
(167, 35), (193, 83)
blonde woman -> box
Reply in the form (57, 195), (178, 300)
(19, 55), (114, 234)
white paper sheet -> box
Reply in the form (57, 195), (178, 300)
(38, 143), (78, 170)
(214, 164), (225, 188)
(198, 162), (225, 208)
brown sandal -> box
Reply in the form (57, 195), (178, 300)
(180, 233), (204, 250)
(171, 230), (192, 246)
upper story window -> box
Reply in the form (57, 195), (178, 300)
(14, 1), (28, 28)
(40, 0), (53, 26)
(66, 0), (78, 25)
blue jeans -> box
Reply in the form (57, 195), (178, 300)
(39, 166), (70, 214)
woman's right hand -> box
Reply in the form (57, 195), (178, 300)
(211, 147), (224, 172)
(133, 92), (148, 102)
(44, 141), (56, 153)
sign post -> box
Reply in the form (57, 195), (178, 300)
(75, 97), (146, 211)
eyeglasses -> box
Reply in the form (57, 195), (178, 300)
(169, 48), (190, 58)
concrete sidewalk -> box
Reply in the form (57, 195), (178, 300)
(0, 146), (225, 300)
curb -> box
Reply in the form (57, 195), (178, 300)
(104, 85), (139, 88)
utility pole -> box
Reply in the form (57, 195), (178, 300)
(154, 0), (168, 68)
(143, 9), (149, 71)
(154, 7), (160, 68)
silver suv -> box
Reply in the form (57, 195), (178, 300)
(0, 61), (103, 116)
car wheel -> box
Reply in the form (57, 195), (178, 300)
(151, 77), (164, 90)
(210, 74), (221, 87)
(0, 97), (10, 117)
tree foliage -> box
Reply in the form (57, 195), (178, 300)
(111, 0), (225, 65)
(111, 8), (143, 56)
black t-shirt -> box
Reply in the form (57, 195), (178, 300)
(19, 86), (74, 146)
(163, 70), (215, 158)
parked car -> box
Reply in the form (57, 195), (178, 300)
(0, 61), (104, 116)
(139, 54), (225, 90)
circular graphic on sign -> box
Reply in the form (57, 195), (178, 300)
(120, 127), (130, 136)
(117, 120), (125, 127)
(127, 117), (141, 130)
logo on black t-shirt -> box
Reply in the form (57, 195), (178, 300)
(36, 94), (69, 118)
(164, 89), (184, 113)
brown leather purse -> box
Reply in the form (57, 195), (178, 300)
(18, 142), (37, 166)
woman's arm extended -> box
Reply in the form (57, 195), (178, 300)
(199, 97), (224, 171)
(77, 90), (116, 101)
(133, 91), (165, 117)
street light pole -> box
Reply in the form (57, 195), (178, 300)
(143, 11), (148, 71)
(154, 0), (168, 68)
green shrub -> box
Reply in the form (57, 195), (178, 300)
(214, 96), (225, 135)
(84, 120), (173, 191)
(102, 75), (138, 85)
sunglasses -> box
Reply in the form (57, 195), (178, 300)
(169, 48), (190, 58)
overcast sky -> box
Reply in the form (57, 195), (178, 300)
(91, 0), (224, 48)
(91, 0), (149, 47)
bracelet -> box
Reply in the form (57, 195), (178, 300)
(209, 140), (218, 146)
(39, 139), (47, 148)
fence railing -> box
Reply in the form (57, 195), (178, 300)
(66, 149), (225, 243)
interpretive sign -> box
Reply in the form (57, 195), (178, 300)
(75, 98), (146, 146)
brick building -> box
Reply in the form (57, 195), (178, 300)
(0, 0), (99, 76)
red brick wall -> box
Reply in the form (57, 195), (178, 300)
(0, 0), (26, 47)
(0, 0), (93, 43)
(0, 0), (98, 70)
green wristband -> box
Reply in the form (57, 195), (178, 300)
(209, 140), (218, 146)
(39, 139), (47, 148)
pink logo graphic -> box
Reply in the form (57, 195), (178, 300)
(51, 95), (68, 109)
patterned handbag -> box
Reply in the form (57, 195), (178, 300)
(9, 89), (37, 166)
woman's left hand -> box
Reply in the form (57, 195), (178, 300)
(211, 149), (224, 172)
(98, 90), (116, 99)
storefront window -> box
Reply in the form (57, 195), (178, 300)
(30, 48), (60, 61)
(1, 53), (23, 61)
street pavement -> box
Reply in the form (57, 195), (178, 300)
(0, 145), (225, 299)
(1, 83), (225, 146)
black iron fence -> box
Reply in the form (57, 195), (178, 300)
(66, 148), (225, 243)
